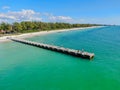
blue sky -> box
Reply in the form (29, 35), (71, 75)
(0, 0), (120, 24)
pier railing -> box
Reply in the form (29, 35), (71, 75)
(7, 37), (95, 60)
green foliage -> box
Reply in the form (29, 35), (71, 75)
(0, 21), (101, 34)
(13, 22), (22, 32)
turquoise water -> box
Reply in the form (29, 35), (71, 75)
(0, 26), (120, 90)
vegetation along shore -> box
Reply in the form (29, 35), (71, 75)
(0, 21), (103, 42)
(0, 21), (102, 35)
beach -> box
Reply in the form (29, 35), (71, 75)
(0, 26), (101, 43)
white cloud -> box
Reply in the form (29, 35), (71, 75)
(49, 16), (73, 22)
(0, 9), (74, 23)
(42, 13), (73, 23)
(0, 9), (42, 23)
(8, 9), (42, 21)
(1, 9), (119, 25)
(2, 6), (10, 10)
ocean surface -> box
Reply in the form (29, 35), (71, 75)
(0, 26), (120, 90)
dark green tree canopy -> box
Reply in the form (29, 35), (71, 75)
(0, 21), (101, 34)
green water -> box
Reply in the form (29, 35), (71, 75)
(0, 26), (120, 90)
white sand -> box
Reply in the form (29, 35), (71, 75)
(0, 26), (101, 43)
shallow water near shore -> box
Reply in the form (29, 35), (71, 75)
(0, 26), (120, 90)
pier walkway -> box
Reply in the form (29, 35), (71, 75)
(8, 37), (95, 60)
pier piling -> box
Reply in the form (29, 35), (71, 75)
(8, 37), (95, 60)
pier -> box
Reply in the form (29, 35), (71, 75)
(8, 37), (95, 60)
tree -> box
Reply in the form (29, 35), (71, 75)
(13, 22), (22, 32)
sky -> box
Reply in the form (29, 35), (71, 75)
(0, 0), (120, 24)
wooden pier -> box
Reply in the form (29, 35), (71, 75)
(8, 37), (95, 60)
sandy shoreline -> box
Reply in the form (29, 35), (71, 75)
(0, 26), (102, 43)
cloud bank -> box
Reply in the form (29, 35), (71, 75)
(0, 8), (119, 25)
(0, 9), (73, 23)
(0, 9), (42, 23)
(2, 6), (10, 10)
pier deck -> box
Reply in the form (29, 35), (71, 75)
(8, 37), (95, 60)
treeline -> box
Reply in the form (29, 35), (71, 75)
(0, 21), (101, 34)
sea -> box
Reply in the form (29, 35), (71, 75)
(0, 26), (120, 90)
